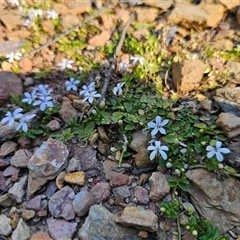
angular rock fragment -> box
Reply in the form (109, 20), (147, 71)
(27, 138), (69, 196)
(186, 169), (240, 232)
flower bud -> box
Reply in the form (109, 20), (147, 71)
(92, 109), (97, 115)
(218, 163), (224, 169)
(110, 147), (117, 152)
(99, 99), (105, 109)
(118, 119), (123, 125)
(166, 162), (172, 168)
(160, 207), (166, 212)
(192, 230), (198, 236)
(201, 141), (206, 146)
(175, 169), (181, 176)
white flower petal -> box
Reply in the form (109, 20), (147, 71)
(150, 150), (157, 160)
(219, 148), (230, 154)
(155, 116), (161, 125)
(160, 150), (168, 160)
(207, 151), (215, 159)
(159, 127), (166, 135)
(151, 128), (158, 136)
(216, 152), (223, 162)
(216, 141), (222, 149)
(148, 122), (156, 128)
(206, 146), (214, 151)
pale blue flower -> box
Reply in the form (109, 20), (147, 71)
(33, 96), (54, 111)
(206, 141), (230, 162)
(27, 8), (42, 21)
(16, 114), (36, 132)
(82, 91), (101, 104)
(36, 84), (52, 97)
(130, 56), (144, 65)
(113, 82), (125, 96)
(6, 52), (22, 63)
(80, 82), (96, 95)
(22, 90), (37, 104)
(1, 108), (23, 127)
(147, 140), (169, 160)
(46, 9), (58, 19)
(148, 116), (169, 136)
(65, 78), (80, 91)
(119, 62), (128, 72)
(57, 58), (74, 70)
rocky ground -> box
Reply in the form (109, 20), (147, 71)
(1, 0), (240, 240)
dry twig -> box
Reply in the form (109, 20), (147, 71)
(87, 12), (136, 116)
(24, 4), (116, 57)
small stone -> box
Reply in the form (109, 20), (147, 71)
(115, 206), (158, 232)
(46, 120), (61, 131)
(110, 173), (129, 187)
(37, 210), (48, 217)
(0, 159), (9, 169)
(0, 214), (12, 236)
(129, 130), (152, 152)
(27, 138), (69, 196)
(73, 189), (95, 217)
(0, 72), (23, 105)
(103, 160), (118, 180)
(134, 186), (149, 205)
(59, 14), (79, 32)
(178, 59), (206, 92)
(3, 165), (19, 178)
(90, 182), (111, 203)
(0, 171), (5, 190)
(26, 195), (45, 211)
(78, 205), (141, 240)
(88, 31), (111, 47)
(0, 193), (17, 208)
(134, 147), (154, 168)
(56, 171), (66, 189)
(97, 126), (109, 143)
(112, 185), (131, 201)
(11, 218), (31, 240)
(200, 99), (212, 112)
(74, 145), (97, 173)
(0, 140), (18, 157)
(135, 6), (159, 23)
(1, 61), (12, 71)
(65, 157), (81, 173)
(64, 171), (86, 186)
(59, 101), (78, 123)
(139, 173), (148, 185)
(149, 172), (170, 201)
(8, 175), (27, 203)
(47, 217), (77, 240)
(138, 230), (148, 238)
(23, 77), (34, 86)
(49, 186), (75, 220)
(21, 209), (36, 221)
(10, 149), (32, 168)
(216, 113), (240, 138)
(18, 58), (33, 72)
(29, 231), (53, 240)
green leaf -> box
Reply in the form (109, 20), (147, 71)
(112, 112), (123, 122)
(163, 133), (177, 144)
(123, 102), (132, 112)
(224, 166), (236, 173)
(125, 123), (135, 130)
(194, 122), (207, 129)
